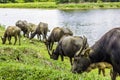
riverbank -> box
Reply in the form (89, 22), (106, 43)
(0, 2), (120, 9)
(0, 26), (112, 80)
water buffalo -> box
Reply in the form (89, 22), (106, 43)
(71, 27), (120, 80)
(47, 35), (88, 65)
(28, 23), (37, 34)
(16, 20), (29, 38)
(30, 22), (49, 41)
(61, 27), (73, 36)
(45, 27), (73, 50)
(1, 26), (21, 45)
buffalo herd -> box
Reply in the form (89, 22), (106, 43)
(1, 20), (120, 80)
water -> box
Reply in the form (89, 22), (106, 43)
(0, 8), (120, 45)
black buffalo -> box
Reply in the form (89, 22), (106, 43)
(48, 35), (88, 65)
(71, 27), (120, 80)
(45, 27), (73, 50)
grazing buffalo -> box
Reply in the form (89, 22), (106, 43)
(30, 22), (49, 41)
(16, 20), (29, 38)
(47, 35), (88, 65)
(61, 27), (73, 36)
(71, 27), (120, 80)
(1, 26), (21, 45)
(45, 27), (73, 50)
(28, 23), (37, 34)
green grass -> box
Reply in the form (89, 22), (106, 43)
(58, 2), (120, 9)
(0, 2), (120, 9)
(0, 26), (119, 80)
(0, 2), (57, 8)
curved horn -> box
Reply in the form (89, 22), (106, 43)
(46, 45), (52, 56)
(75, 35), (87, 56)
(81, 48), (91, 57)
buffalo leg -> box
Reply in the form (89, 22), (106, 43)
(102, 69), (105, 76)
(69, 57), (73, 65)
(42, 33), (46, 42)
(111, 70), (117, 80)
(8, 36), (12, 44)
(14, 36), (17, 45)
(18, 35), (21, 45)
(37, 34), (39, 40)
(44, 33), (47, 41)
(23, 31), (26, 37)
(26, 32), (29, 38)
(61, 55), (64, 61)
(98, 69), (101, 75)
(50, 42), (54, 50)
(38, 35), (41, 41)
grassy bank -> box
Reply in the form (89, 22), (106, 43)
(0, 26), (119, 80)
(0, 2), (120, 9)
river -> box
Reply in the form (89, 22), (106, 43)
(0, 8), (120, 45)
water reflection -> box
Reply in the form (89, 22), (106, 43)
(0, 8), (120, 45)
(59, 9), (120, 45)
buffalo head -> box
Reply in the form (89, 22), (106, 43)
(72, 56), (91, 73)
(47, 48), (59, 60)
(1, 36), (6, 44)
(51, 49), (59, 60)
(72, 47), (92, 73)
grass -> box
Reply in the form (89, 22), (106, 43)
(0, 2), (120, 9)
(58, 2), (120, 9)
(0, 25), (119, 80)
(0, 2), (57, 8)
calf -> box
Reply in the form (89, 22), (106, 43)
(87, 62), (112, 76)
